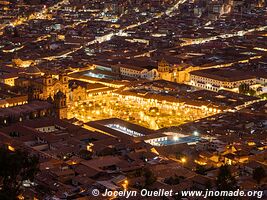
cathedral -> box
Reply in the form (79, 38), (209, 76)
(157, 59), (196, 83)
(15, 65), (69, 102)
(14, 65), (69, 119)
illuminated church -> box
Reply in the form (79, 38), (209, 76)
(158, 59), (196, 83)
(15, 65), (69, 102)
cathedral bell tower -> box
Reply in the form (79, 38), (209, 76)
(43, 74), (53, 86)
(158, 59), (171, 81)
(158, 59), (170, 73)
(59, 74), (68, 84)
(54, 91), (67, 119)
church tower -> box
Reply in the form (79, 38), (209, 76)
(42, 73), (53, 100)
(59, 74), (68, 95)
(54, 91), (67, 119)
(158, 59), (171, 81)
(59, 74), (68, 84)
(43, 74), (53, 86)
(158, 59), (170, 73)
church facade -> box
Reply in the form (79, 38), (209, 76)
(158, 59), (198, 84)
(15, 66), (69, 102)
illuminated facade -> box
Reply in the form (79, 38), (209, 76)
(158, 59), (171, 81)
(158, 59), (195, 83)
(15, 67), (69, 101)
(119, 65), (159, 80)
(41, 74), (69, 100)
(0, 74), (18, 86)
(189, 71), (257, 92)
(0, 95), (28, 108)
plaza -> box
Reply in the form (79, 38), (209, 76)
(68, 93), (216, 130)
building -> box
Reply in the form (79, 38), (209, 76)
(158, 59), (172, 81)
(0, 73), (18, 86)
(189, 68), (257, 92)
(40, 74), (69, 101)
(69, 80), (115, 102)
(119, 64), (158, 80)
(158, 59), (196, 83)
(0, 94), (28, 108)
(15, 66), (69, 101)
(0, 83), (28, 108)
(0, 101), (54, 126)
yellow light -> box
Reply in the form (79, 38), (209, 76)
(122, 179), (129, 190)
(194, 159), (207, 166)
(8, 145), (15, 152)
(173, 135), (179, 141)
(247, 142), (256, 146)
(150, 147), (159, 155)
(87, 143), (94, 152)
(181, 157), (186, 163)
(17, 194), (24, 200)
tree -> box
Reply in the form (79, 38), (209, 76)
(239, 83), (256, 96)
(253, 166), (266, 184)
(216, 165), (237, 191)
(0, 146), (39, 200)
(239, 83), (250, 94)
(259, 93), (267, 99)
(248, 88), (256, 96)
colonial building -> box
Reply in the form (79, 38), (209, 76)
(15, 65), (69, 101)
(0, 100), (54, 127)
(158, 59), (172, 81)
(69, 80), (115, 102)
(189, 68), (257, 92)
(0, 73), (18, 86)
(119, 64), (158, 80)
(157, 59), (195, 83)
(40, 74), (69, 100)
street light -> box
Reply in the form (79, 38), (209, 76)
(122, 179), (128, 190)
(181, 157), (187, 165)
(173, 135), (179, 141)
(193, 131), (199, 136)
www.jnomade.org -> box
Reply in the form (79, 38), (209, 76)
(96, 189), (264, 199)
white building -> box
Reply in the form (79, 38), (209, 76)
(119, 65), (159, 80)
(189, 69), (257, 92)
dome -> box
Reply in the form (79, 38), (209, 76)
(25, 65), (42, 75)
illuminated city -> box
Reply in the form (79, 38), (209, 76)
(0, 0), (266, 199)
